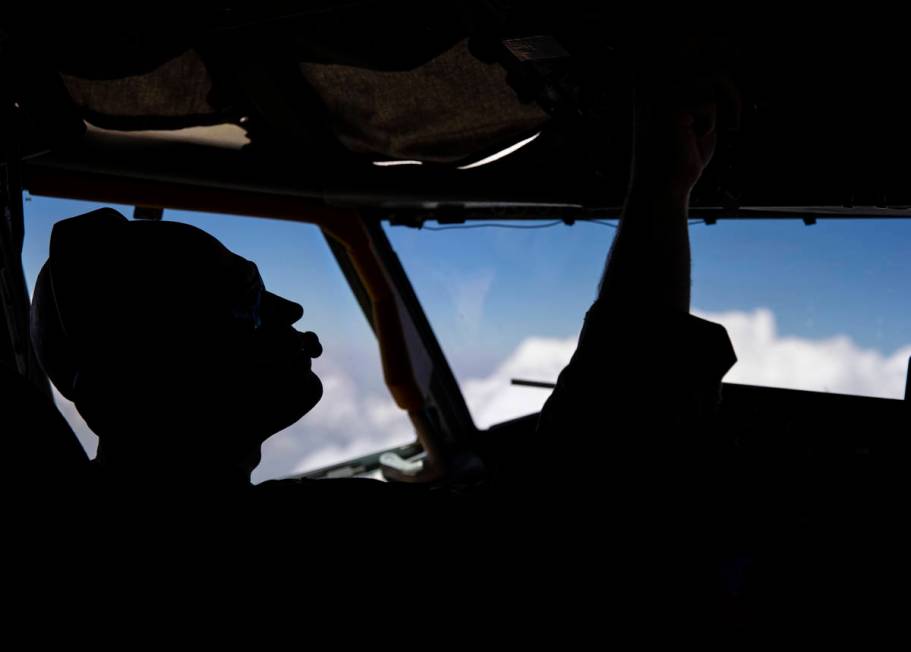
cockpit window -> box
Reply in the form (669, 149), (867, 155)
(384, 218), (910, 429)
(23, 195), (414, 481)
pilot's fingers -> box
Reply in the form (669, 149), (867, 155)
(678, 97), (717, 138)
(713, 74), (741, 131)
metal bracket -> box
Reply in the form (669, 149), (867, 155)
(0, 90), (51, 395)
(905, 356), (910, 403)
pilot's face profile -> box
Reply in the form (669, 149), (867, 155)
(32, 210), (326, 474)
(219, 255), (324, 444)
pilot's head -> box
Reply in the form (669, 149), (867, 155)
(30, 208), (323, 485)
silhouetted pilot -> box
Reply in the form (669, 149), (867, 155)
(526, 85), (743, 610)
(536, 87), (738, 471)
(29, 214), (318, 492)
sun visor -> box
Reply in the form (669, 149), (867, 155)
(300, 40), (548, 163)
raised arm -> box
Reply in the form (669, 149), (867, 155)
(598, 86), (719, 313)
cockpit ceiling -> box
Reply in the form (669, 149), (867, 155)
(60, 41), (547, 165)
(6, 8), (911, 216)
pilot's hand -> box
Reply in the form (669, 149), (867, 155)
(629, 73), (738, 202)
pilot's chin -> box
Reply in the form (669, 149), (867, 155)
(254, 367), (323, 438)
(297, 369), (323, 417)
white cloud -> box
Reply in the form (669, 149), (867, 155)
(256, 356), (414, 482)
(461, 307), (909, 429)
(695, 307), (910, 399)
(462, 335), (578, 429)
